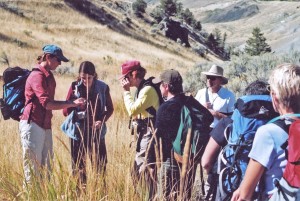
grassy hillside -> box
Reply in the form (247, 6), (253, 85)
(0, 0), (206, 76)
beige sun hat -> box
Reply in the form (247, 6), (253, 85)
(201, 64), (228, 85)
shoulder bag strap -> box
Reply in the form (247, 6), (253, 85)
(205, 87), (209, 103)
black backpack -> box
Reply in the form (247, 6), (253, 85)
(173, 95), (213, 163)
(136, 76), (164, 116)
(0, 66), (38, 121)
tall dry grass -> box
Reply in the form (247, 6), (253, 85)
(0, 72), (204, 200)
(0, 74), (138, 200)
(0, 1), (210, 200)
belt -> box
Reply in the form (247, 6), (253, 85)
(132, 117), (155, 124)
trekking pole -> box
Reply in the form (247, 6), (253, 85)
(179, 128), (192, 201)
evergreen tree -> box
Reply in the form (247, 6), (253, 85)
(132, 0), (147, 17)
(222, 32), (227, 48)
(192, 20), (202, 31)
(150, 5), (163, 23)
(176, 1), (183, 16)
(213, 28), (224, 53)
(245, 27), (271, 56)
(181, 8), (194, 25)
(206, 33), (218, 52)
(213, 28), (222, 46)
(160, 0), (177, 17)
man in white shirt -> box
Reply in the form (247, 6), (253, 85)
(195, 64), (235, 200)
(195, 64), (235, 128)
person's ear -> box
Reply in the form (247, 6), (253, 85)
(165, 83), (170, 91)
(271, 91), (279, 113)
(43, 54), (49, 61)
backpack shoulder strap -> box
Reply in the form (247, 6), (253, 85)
(27, 68), (47, 124)
(205, 87), (209, 103)
(145, 77), (164, 104)
(271, 117), (300, 162)
(268, 114), (300, 124)
(273, 120), (289, 131)
(136, 77), (163, 116)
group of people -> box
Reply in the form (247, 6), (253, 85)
(19, 44), (300, 201)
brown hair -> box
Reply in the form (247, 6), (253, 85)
(36, 54), (55, 64)
(78, 61), (98, 80)
(129, 66), (146, 79)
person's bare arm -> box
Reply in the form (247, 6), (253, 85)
(45, 98), (86, 110)
(231, 159), (265, 201)
(201, 137), (221, 173)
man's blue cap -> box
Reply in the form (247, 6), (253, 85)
(42, 44), (69, 62)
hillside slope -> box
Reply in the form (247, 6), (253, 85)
(0, 0), (207, 79)
(189, 0), (300, 53)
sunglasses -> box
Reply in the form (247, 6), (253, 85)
(55, 56), (61, 63)
(206, 76), (219, 81)
(267, 84), (271, 92)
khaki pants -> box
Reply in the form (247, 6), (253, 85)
(19, 120), (53, 185)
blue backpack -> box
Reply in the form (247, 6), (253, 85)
(0, 67), (38, 121)
(218, 95), (278, 200)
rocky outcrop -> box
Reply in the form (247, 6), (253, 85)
(159, 18), (190, 47)
(203, 1), (259, 23)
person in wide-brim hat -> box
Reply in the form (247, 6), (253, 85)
(195, 64), (235, 128)
(201, 64), (228, 85)
(195, 64), (236, 200)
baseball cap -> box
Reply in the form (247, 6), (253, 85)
(153, 69), (183, 85)
(42, 44), (69, 62)
(119, 60), (141, 79)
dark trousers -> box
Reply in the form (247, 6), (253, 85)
(71, 134), (107, 184)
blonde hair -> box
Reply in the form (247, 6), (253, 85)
(268, 63), (300, 112)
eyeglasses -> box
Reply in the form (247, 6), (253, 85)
(206, 76), (219, 81)
(267, 84), (271, 92)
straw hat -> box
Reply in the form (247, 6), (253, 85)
(201, 64), (228, 85)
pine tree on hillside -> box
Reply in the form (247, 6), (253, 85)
(132, 0), (147, 17)
(245, 27), (271, 56)
(181, 8), (194, 25)
(206, 33), (218, 52)
(160, 0), (177, 17)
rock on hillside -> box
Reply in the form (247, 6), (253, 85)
(202, 1), (259, 23)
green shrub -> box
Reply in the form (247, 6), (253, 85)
(150, 6), (164, 23)
(184, 51), (300, 97)
(132, 0), (147, 17)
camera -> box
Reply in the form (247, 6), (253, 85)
(77, 111), (86, 120)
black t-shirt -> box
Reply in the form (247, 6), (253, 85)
(210, 116), (233, 148)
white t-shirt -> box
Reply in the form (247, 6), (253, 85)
(195, 87), (235, 128)
(249, 123), (288, 196)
